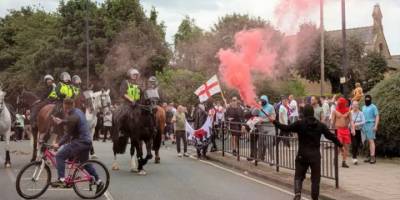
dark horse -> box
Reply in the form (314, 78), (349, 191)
(146, 105), (166, 164)
(111, 96), (155, 175)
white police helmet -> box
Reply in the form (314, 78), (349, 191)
(72, 75), (82, 84)
(60, 72), (71, 82)
(127, 68), (140, 77)
(44, 74), (54, 82)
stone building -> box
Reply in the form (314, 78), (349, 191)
(303, 4), (399, 95)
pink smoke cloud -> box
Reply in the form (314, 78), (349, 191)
(218, 29), (277, 107)
(274, 0), (321, 31)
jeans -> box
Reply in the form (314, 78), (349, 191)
(102, 126), (112, 141)
(175, 130), (187, 153)
(351, 129), (362, 159)
(56, 141), (98, 181)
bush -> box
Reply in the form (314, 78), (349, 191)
(368, 72), (400, 157)
(282, 79), (306, 98)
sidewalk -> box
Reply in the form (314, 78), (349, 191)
(339, 157), (400, 200)
(208, 151), (400, 200)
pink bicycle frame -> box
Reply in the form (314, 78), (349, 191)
(42, 148), (94, 185)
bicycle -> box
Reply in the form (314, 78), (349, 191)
(16, 143), (110, 199)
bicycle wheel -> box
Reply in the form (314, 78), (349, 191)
(72, 160), (110, 199)
(16, 161), (51, 199)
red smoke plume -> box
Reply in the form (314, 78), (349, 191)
(218, 29), (277, 107)
(274, 0), (321, 28)
(217, 0), (322, 106)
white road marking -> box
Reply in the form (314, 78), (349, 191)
(104, 190), (114, 200)
(189, 155), (310, 200)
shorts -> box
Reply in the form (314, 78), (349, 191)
(363, 122), (376, 140)
(337, 128), (351, 144)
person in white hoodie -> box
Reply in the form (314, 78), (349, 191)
(288, 94), (299, 124)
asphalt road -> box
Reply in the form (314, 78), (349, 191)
(0, 140), (296, 200)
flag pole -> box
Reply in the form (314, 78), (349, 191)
(216, 76), (228, 107)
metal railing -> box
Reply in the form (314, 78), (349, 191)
(215, 121), (339, 188)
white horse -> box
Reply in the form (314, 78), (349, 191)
(0, 88), (12, 167)
(83, 90), (111, 159)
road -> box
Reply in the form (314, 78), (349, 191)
(0, 140), (297, 200)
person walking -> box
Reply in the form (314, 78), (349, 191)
(362, 95), (379, 164)
(102, 108), (112, 142)
(173, 105), (189, 157)
(352, 82), (364, 102)
(350, 101), (365, 165)
(225, 97), (244, 156)
(24, 109), (32, 140)
(331, 97), (352, 168)
(320, 96), (330, 125)
(278, 97), (291, 147)
(271, 104), (343, 200)
(288, 94), (299, 124)
(311, 96), (323, 122)
(14, 113), (25, 141)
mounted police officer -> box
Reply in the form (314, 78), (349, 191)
(30, 74), (58, 128)
(54, 72), (74, 116)
(120, 68), (141, 106)
(71, 75), (82, 97)
(144, 76), (161, 106)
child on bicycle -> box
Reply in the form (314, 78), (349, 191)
(51, 99), (104, 192)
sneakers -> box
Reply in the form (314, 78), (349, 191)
(51, 179), (67, 188)
(370, 156), (376, 164)
(364, 157), (371, 163)
(352, 159), (358, 165)
(96, 180), (105, 194)
(183, 153), (189, 157)
(177, 153), (182, 157)
(342, 161), (350, 168)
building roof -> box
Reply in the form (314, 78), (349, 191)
(326, 26), (375, 46)
(388, 55), (400, 70)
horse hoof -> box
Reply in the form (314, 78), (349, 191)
(5, 163), (11, 168)
(91, 155), (98, 159)
(131, 168), (138, 172)
(138, 170), (147, 175)
(111, 163), (119, 171)
(146, 154), (153, 160)
(155, 157), (160, 164)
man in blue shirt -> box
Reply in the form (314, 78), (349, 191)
(255, 95), (276, 163)
(362, 95), (380, 164)
(51, 99), (104, 191)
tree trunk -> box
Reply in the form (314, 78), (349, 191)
(330, 78), (341, 94)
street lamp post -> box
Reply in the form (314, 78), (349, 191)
(85, 0), (90, 89)
(320, 0), (325, 96)
(341, 0), (348, 97)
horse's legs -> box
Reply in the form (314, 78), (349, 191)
(133, 139), (147, 175)
(130, 138), (138, 172)
(145, 140), (153, 160)
(111, 152), (120, 171)
(31, 127), (38, 162)
(5, 127), (11, 167)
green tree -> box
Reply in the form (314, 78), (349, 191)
(294, 23), (366, 93)
(359, 52), (388, 92)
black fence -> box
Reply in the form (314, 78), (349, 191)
(214, 121), (339, 188)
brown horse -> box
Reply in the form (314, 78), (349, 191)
(18, 91), (57, 161)
(153, 105), (166, 163)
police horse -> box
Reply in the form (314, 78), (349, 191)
(0, 87), (12, 167)
(111, 93), (156, 175)
(82, 90), (111, 158)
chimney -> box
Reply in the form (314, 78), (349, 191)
(372, 4), (383, 32)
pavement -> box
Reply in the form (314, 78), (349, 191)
(0, 140), (302, 200)
(207, 148), (400, 200)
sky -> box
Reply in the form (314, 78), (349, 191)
(1, 0), (399, 55)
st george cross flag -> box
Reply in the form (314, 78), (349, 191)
(194, 75), (221, 102)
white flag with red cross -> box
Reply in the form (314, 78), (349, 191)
(194, 75), (221, 103)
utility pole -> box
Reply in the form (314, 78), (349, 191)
(341, 0), (348, 97)
(85, 0), (90, 89)
(320, 0), (325, 96)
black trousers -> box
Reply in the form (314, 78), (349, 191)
(295, 154), (321, 200)
(351, 130), (362, 159)
(102, 126), (112, 141)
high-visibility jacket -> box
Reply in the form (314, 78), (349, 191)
(47, 83), (58, 99)
(127, 82), (140, 101)
(57, 82), (74, 99)
(72, 86), (80, 97)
